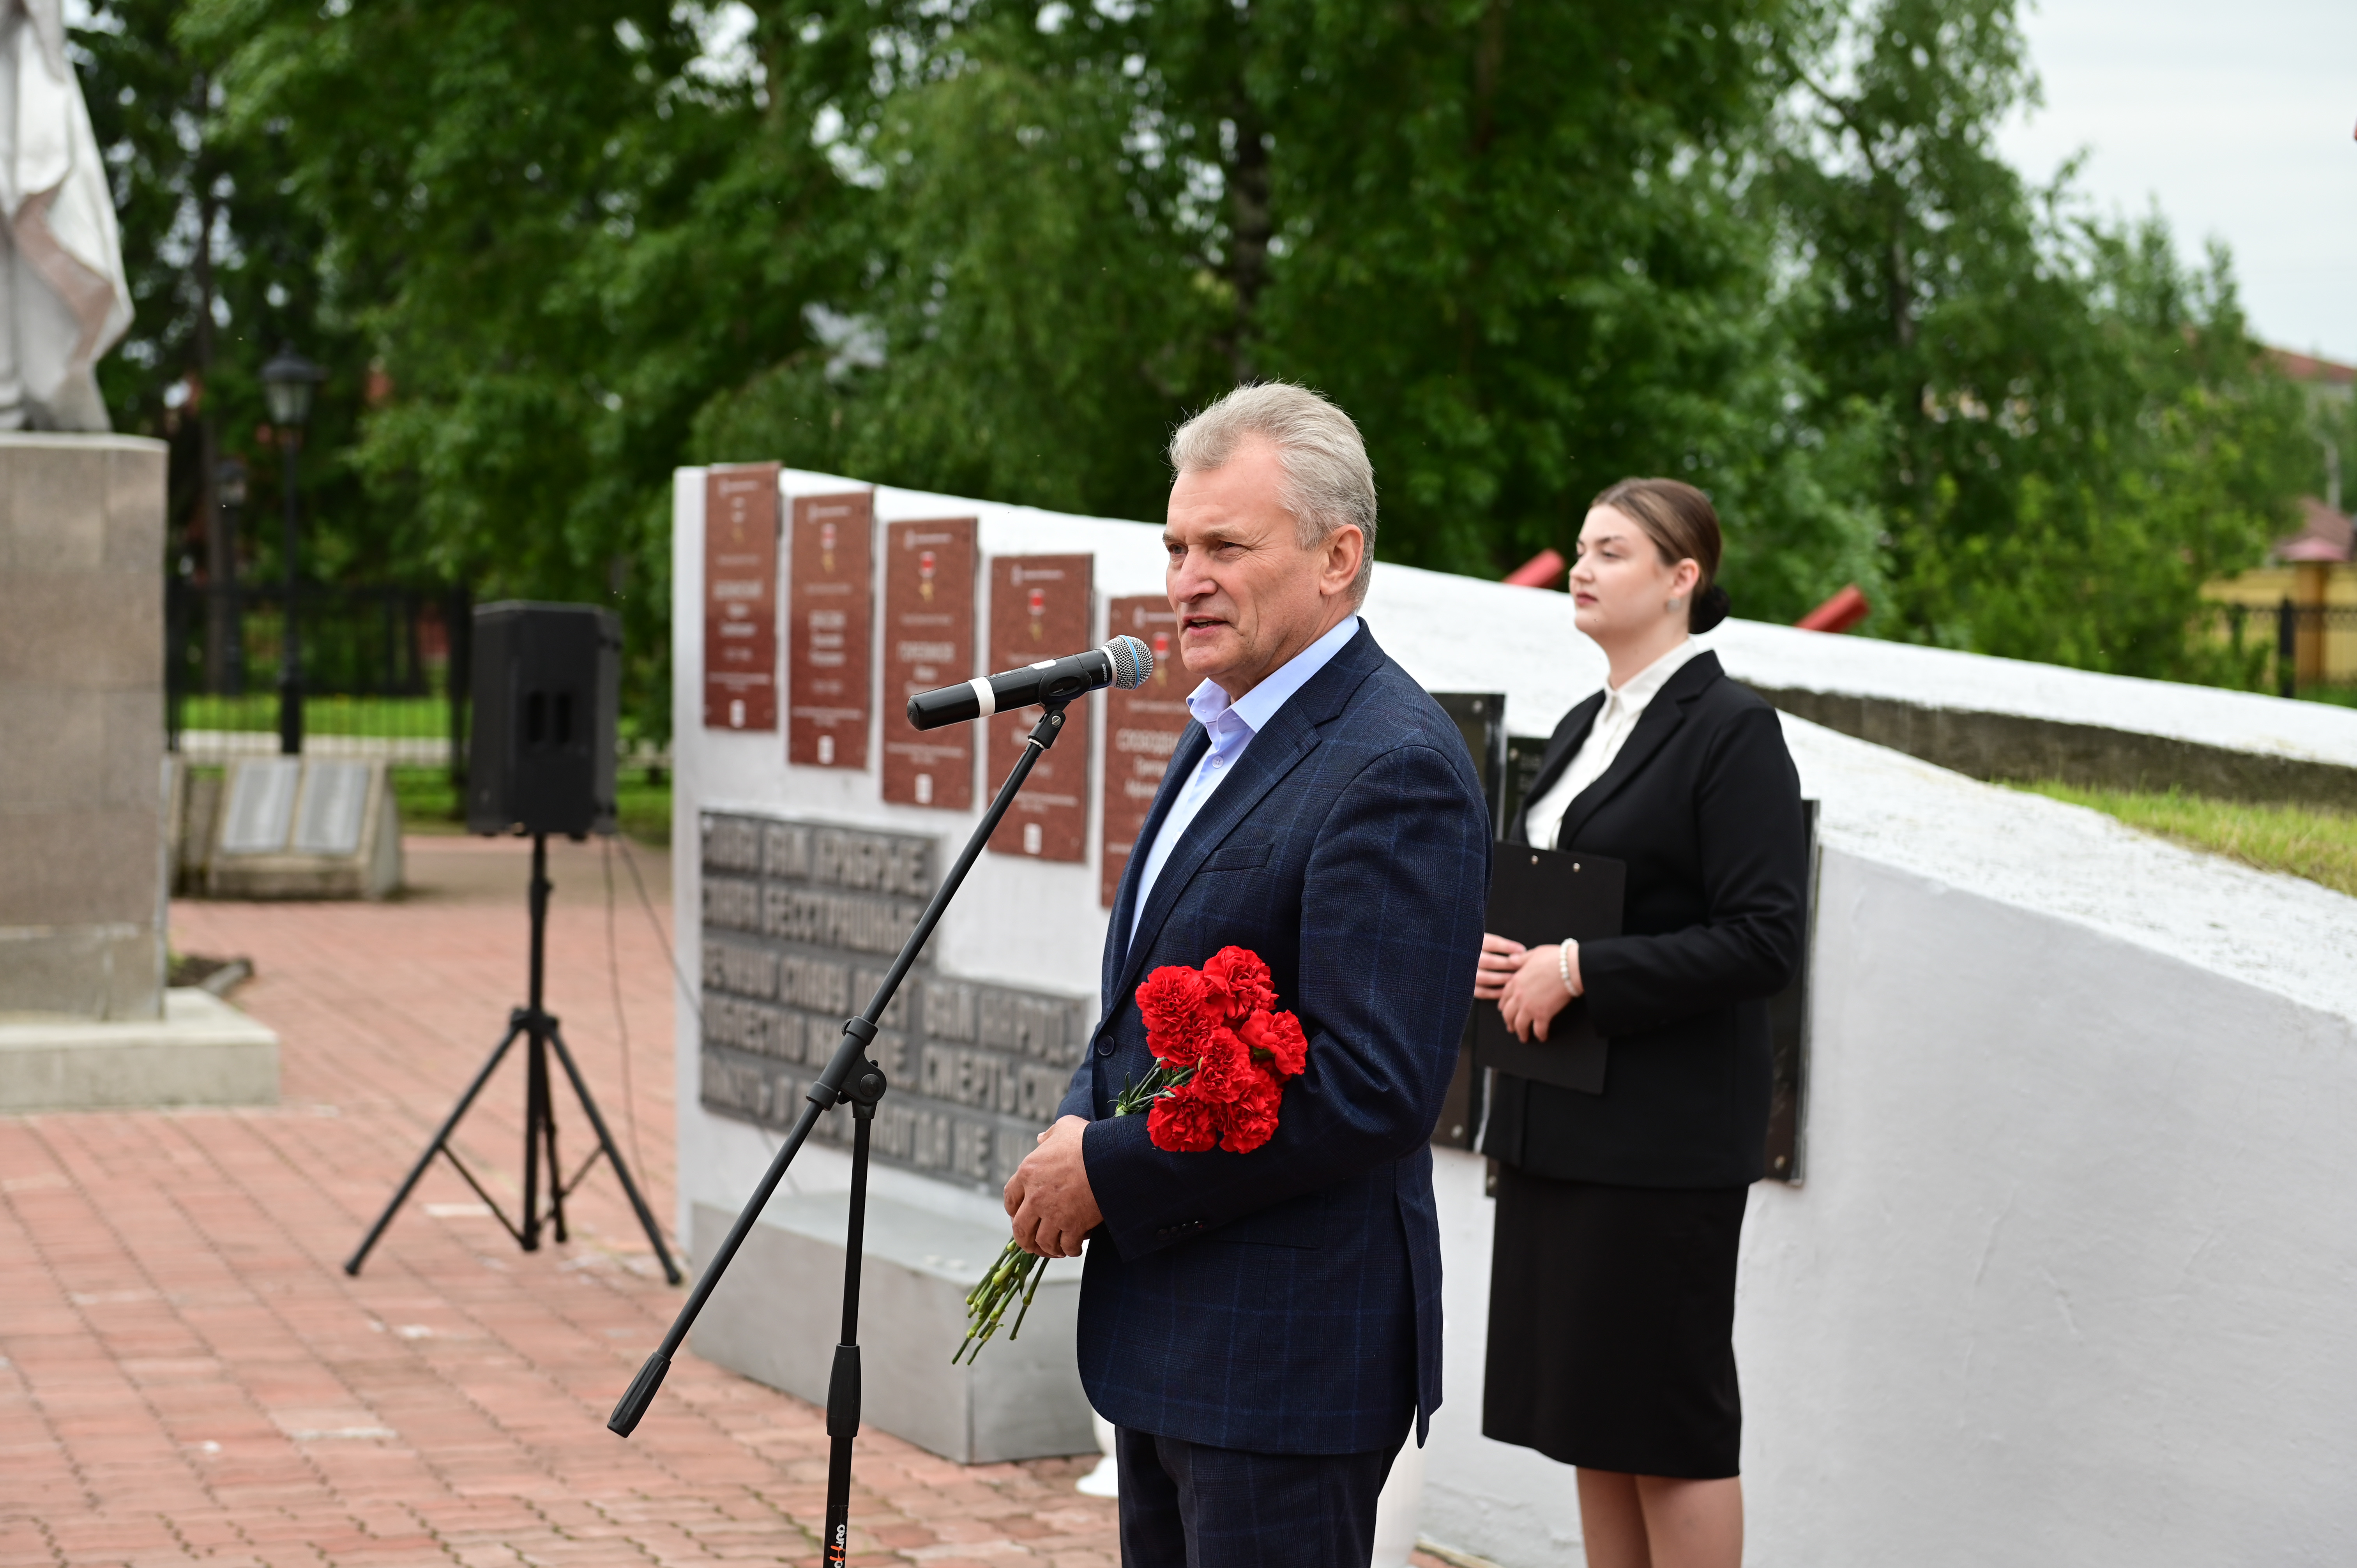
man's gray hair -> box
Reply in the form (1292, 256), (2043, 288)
(1168, 381), (1378, 602)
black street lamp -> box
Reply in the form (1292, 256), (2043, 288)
(262, 344), (324, 755)
(216, 456), (249, 696)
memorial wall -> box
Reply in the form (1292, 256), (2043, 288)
(671, 465), (2357, 1567)
(675, 472), (1175, 1204)
(697, 812), (1093, 1191)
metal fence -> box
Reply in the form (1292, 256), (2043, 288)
(2200, 600), (2357, 699)
(164, 580), (472, 780)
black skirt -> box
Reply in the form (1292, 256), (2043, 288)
(1481, 1163), (1748, 1479)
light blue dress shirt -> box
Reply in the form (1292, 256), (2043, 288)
(1128, 614), (1362, 942)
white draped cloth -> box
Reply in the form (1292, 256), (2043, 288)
(0, 0), (129, 431)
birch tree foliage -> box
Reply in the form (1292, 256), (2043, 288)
(83, 0), (2320, 738)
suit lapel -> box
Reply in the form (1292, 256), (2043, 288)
(1554, 652), (1723, 849)
(1507, 693), (1604, 845)
(1111, 625), (1383, 1006)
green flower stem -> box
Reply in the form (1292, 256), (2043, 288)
(958, 1058), (1193, 1363)
(955, 1240), (1046, 1364)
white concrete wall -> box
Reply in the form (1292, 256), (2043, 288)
(673, 468), (2357, 1565)
(1715, 616), (2357, 769)
(1419, 719), (2357, 1566)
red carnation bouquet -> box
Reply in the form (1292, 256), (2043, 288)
(954, 947), (1307, 1363)
(1116, 946), (1309, 1153)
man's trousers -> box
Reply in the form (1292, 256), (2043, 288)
(1114, 1423), (1403, 1568)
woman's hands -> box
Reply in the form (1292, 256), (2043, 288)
(1474, 932), (1527, 1000)
(1475, 932), (1581, 1043)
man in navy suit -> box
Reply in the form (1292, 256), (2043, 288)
(1002, 383), (1492, 1567)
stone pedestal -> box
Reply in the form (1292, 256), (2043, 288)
(689, 1192), (1095, 1464)
(0, 434), (170, 1019)
(0, 987), (279, 1111)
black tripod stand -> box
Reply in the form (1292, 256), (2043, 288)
(608, 698), (1073, 1568)
(346, 833), (682, 1285)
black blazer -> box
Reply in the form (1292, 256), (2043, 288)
(1480, 650), (1807, 1188)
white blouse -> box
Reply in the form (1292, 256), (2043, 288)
(1521, 637), (1705, 851)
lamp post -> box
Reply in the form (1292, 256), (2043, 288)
(216, 456), (249, 696)
(262, 344), (324, 755)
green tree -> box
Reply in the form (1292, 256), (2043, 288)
(696, 18), (1225, 525)
(702, 0), (1884, 623)
(1775, 0), (2311, 678)
(76, 0), (358, 593)
(186, 0), (889, 737)
(132, 0), (2318, 727)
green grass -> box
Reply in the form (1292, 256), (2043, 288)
(390, 766), (671, 846)
(181, 693), (453, 738)
(614, 773), (672, 844)
(389, 766), (461, 829)
(2012, 781), (2357, 897)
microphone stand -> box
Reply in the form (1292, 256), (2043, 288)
(609, 697), (1075, 1568)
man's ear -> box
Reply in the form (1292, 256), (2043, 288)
(1323, 524), (1365, 595)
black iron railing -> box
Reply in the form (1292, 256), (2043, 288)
(2199, 600), (2357, 699)
(164, 579), (471, 785)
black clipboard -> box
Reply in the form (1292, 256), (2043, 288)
(1473, 845), (1625, 1094)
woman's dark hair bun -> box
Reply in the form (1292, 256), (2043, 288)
(1689, 583), (1731, 634)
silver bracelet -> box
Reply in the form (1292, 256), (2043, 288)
(1557, 942), (1577, 997)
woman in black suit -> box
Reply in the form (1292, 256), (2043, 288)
(1473, 478), (1806, 1568)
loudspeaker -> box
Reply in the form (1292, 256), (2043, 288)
(468, 601), (620, 838)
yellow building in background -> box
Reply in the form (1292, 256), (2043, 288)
(2201, 351), (2355, 691)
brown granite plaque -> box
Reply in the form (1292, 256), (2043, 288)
(1099, 596), (1188, 907)
(788, 491), (874, 770)
(986, 554), (1093, 862)
(881, 518), (978, 810)
(703, 464), (779, 731)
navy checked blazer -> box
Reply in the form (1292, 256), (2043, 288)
(1058, 622), (1491, 1455)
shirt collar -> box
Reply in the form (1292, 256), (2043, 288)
(1187, 614), (1362, 740)
(1605, 635), (1704, 712)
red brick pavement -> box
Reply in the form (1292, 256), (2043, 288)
(0, 834), (1118, 1568)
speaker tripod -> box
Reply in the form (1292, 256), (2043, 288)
(345, 833), (682, 1284)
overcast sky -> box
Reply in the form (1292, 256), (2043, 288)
(1996, 0), (2357, 364)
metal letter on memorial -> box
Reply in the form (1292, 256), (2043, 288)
(698, 810), (1091, 1191)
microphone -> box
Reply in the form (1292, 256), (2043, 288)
(906, 636), (1154, 730)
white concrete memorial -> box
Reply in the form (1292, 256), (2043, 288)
(670, 466), (2357, 1566)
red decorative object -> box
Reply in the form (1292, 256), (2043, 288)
(1503, 548), (1568, 588)
(1126, 946), (1309, 1155)
(1796, 583), (1871, 634)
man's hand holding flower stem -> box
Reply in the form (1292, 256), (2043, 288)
(1004, 1115), (1102, 1258)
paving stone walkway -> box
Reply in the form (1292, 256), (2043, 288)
(1, 833), (1117, 1568)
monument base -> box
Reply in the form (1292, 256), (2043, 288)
(689, 1192), (1094, 1464)
(0, 987), (280, 1111)
(0, 920), (162, 1020)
